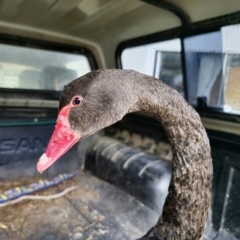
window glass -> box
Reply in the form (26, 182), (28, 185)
(222, 25), (240, 113)
(0, 44), (91, 91)
(121, 39), (184, 96)
(184, 24), (240, 114)
(184, 32), (223, 108)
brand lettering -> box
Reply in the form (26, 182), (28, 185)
(0, 138), (49, 155)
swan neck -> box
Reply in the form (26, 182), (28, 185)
(136, 76), (212, 239)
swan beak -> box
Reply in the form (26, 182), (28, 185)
(37, 105), (80, 173)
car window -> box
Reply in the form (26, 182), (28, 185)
(0, 43), (91, 91)
(184, 31), (223, 108)
(121, 39), (184, 97)
(184, 24), (240, 114)
(121, 24), (240, 115)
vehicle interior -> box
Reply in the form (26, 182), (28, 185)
(0, 0), (240, 239)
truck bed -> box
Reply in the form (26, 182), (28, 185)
(0, 171), (158, 240)
(1, 114), (240, 240)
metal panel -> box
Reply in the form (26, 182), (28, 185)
(38, 0), (82, 26)
(0, 0), (23, 20)
(14, 0), (57, 25)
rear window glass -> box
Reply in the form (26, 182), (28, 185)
(184, 32), (223, 108)
(0, 44), (91, 91)
(121, 39), (184, 97)
(121, 24), (240, 115)
(184, 24), (240, 114)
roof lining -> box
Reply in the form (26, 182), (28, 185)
(141, 0), (191, 29)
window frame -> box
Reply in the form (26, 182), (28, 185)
(116, 11), (240, 123)
(0, 32), (98, 98)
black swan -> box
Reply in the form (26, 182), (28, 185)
(37, 69), (212, 240)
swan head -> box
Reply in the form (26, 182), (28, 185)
(37, 69), (137, 172)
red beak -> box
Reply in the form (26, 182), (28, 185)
(37, 105), (80, 173)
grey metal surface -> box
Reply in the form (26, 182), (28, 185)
(85, 136), (171, 214)
(0, 172), (158, 240)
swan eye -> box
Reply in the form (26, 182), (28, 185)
(71, 96), (83, 106)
